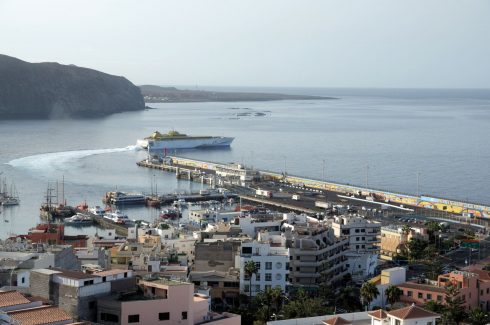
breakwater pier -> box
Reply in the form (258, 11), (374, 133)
(137, 156), (490, 221)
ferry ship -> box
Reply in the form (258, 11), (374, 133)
(137, 130), (234, 150)
(105, 191), (145, 205)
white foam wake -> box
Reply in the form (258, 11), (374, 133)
(7, 145), (141, 172)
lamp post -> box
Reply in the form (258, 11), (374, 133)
(322, 159), (326, 182)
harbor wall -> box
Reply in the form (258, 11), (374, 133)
(168, 156), (490, 219)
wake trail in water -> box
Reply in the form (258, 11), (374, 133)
(7, 145), (141, 172)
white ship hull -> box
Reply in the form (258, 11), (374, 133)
(140, 137), (234, 150)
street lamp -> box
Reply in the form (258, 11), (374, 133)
(322, 159), (326, 182)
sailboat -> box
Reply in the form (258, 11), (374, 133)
(1, 178), (20, 207)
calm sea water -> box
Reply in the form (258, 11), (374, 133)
(0, 87), (489, 238)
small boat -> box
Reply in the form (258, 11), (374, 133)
(89, 206), (105, 216)
(160, 208), (181, 219)
(104, 210), (132, 225)
(2, 197), (20, 206)
(65, 213), (93, 226)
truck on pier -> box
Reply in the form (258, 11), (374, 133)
(255, 189), (273, 198)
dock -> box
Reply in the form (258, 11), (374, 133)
(137, 156), (490, 220)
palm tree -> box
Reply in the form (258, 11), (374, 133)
(360, 281), (379, 311)
(384, 285), (402, 305)
(467, 308), (490, 325)
(244, 260), (258, 299)
(401, 224), (412, 236)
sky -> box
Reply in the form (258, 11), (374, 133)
(1, 0), (489, 88)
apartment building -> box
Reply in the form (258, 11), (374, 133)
(284, 224), (349, 289)
(96, 277), (240, 325)
(397, 269), (490, 311)
(29, 268), (135, 321)
(332, 215), (381, 252)
(331, 215), (380, 281)
(380, 225), (429, 261)
(238, 233), (289, 296)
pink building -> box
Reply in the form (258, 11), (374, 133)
(398, 270), (490, 311)
(97, 277), (240, 325)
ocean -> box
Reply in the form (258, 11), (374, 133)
(0, 87), (489, 238)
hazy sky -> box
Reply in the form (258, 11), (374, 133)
(1, 0), (489, 88)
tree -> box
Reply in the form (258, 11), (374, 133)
(427, 221), (441, 243)
(360, 281), (379, 311)
(425, 260), (443, 280)
(407, 238), (429, 261)
(244, 261), (258, 300)
(281, 289), (329, 319)
(402, 224), (412, 235)
(467, 308), (490, 325)
(337, 286), (362, 312)
(254, 287), (283, 323)
(424, 300), (445, 313)
(442, 285), (467, 325)
(384, 285), (402, 305)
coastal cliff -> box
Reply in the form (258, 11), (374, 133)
(0, 55), (145, 119)
(140, 85), (333, 103)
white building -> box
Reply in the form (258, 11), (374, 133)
(239, 235), (289, 296)
(332, 215), (381, 281)
(369, 267), (407, 309)
(266, 305), (439, 325)
(239, 215), (282, 238)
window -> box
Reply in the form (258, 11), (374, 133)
(182, 312), (187, 320)
(361, 229), (365, 233)
(242, 247), (252, 254)
(355, 229), (360, 233)
(427, 322), (433, 325)
(128, 314), (140, 323)
(285, 262), (289, 270)
(265, 273), (272, 281)
(255, 273), (261, 281)
(265, 262), (272, 270)
(427, 293), (432, 300)
(159, 312), (170, 321)
(83, 280), (94, 286)
(244, 284), (250, 292)
(395, 320), (401, 325)
(124, 272), (128, 278)
(356, 245), (359, 249)
(101, 313), (119, 322)
(437, 295), (442, 302)
(265, 285), (271, 290)
(362, 245), (365, 248)
(89, 301), (96, 309)
(418, 292), (423, 299)
(102, 276), (106, 282)
(407, 291), (413, 297)
(361, 237), (365, 240)
(255, 262), (261, 269)
(356, 237), (360, 241)
(21, 277), (25, 284)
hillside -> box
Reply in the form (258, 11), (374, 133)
(140, 85), (333, 103)
(0, 55), (145, 119)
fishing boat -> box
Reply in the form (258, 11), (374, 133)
(160, 208), (181, 219)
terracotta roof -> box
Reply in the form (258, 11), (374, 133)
(398, 282), (446, 293)
(322, 316), (351, 325)
(0, 290), (31, 308)
(8, 305), (72, 325)
(468, 269), (490, 282)
(368, 309), (388, 319)
(388, 304), (440, 320)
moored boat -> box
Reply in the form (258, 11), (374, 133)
(65, 213), (93, 226)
